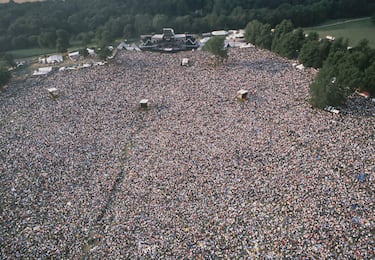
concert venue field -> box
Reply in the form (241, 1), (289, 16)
(1, 47), (374, 258)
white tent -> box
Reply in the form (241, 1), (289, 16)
(46, 55), (63, 64)
(212, 30), (228, 36)
(117, 42), (127, 50)
(239, 43), (254, 48)
(68, 51), (80, 61)
(224, 40), (253, 48)
(296, 64), (305, 71)
(38, 57), (47, 64)
(33, 67), (53, 76)
(326, 35), (335, 41)
(87, 48), (96, 56)
(130, 43), (141, 51)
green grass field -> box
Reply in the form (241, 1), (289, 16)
(8, 48), (57, 59)
(304, 17), (375, 48)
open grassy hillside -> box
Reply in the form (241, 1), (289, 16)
(304, 17), (375, 48)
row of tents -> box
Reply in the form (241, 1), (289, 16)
(38, 48), (97, 65)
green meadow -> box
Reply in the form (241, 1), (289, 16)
(304, 17), (375, 48)
(7, 48), (57, 59)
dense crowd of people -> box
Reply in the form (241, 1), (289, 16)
(0, 47), (374, 258)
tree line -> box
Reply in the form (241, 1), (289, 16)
(0, 0), (374, 53)
(244, 19), (375, 108)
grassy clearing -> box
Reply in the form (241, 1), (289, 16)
(7, 39), (97, 60)
(304, 17), (375, 48)
(8, 48), (57, 59)
(8, 39), (121, 60)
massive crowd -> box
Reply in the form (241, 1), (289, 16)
(0, 47), (374, 258)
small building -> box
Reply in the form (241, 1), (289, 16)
(139, 99), (149, 109)
(47, 87), (60, 99)
(237, 89), (249, 101)
(181, 58), (190, 66)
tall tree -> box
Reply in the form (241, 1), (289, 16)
(271, 19), (296, 57)
(310, 50), (362, 108)
(202, 36), (228, 64)
(2, 53), (16, 68)
(0, 67), (11, 87)
(245, 20), (273, 50)
(299, 31), (324, 67)
(364, 61), (375, 95)
(272, 26), (304, 59)
(299, 40), (322, 68)
(349, 39), (374, 71)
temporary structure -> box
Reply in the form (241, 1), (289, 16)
(46, 55), (63, 64)
(237, 89), (249, 101)
(181, 58), (190, 66)
(33, 67), (53, 76)
(296, 64), (305, 71)
(68, 51), (80, 61)
(47, 88), (60, 98)
(139, 99), (149, 109)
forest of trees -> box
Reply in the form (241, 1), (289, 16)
(0, 0), (374, 52)
(244, 18), (375, 107)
